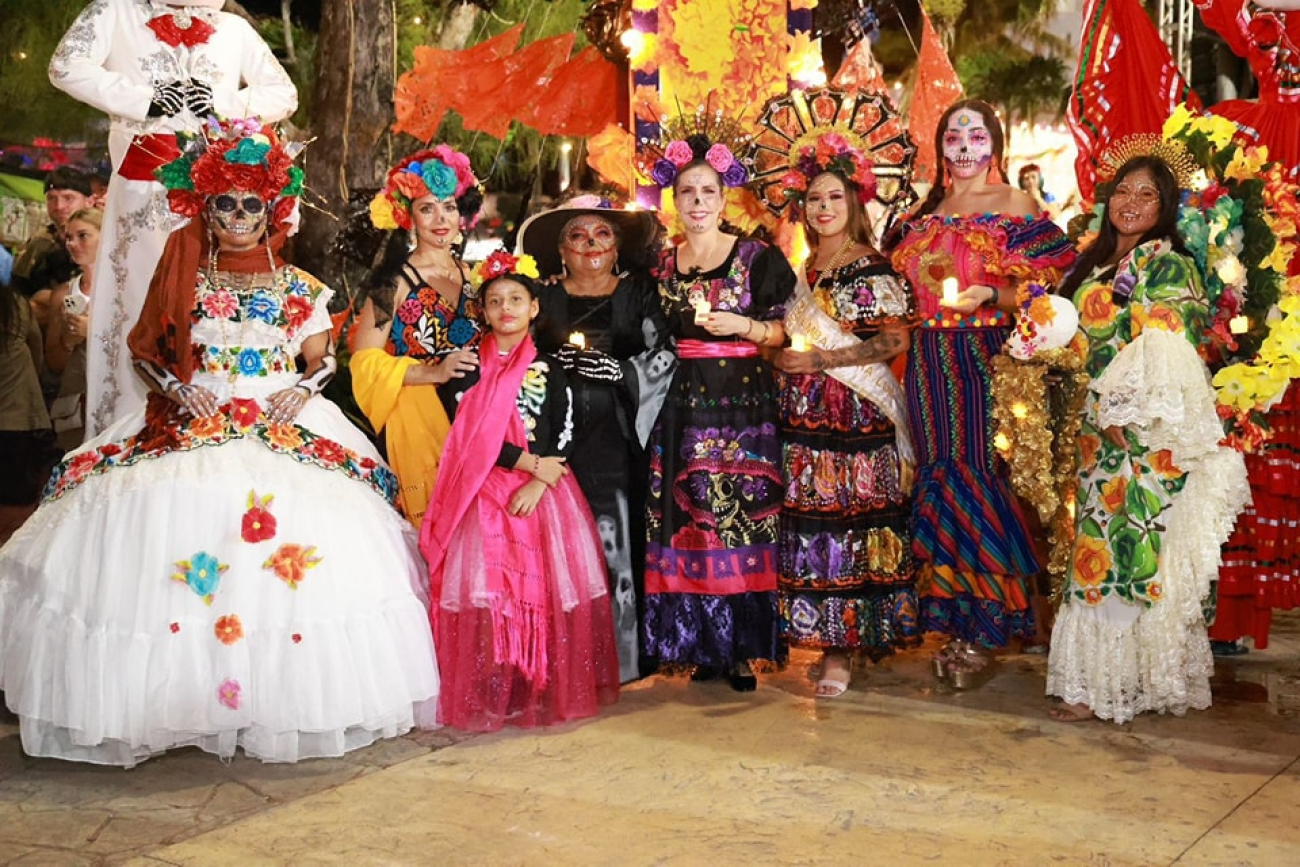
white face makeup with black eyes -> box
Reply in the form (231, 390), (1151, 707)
(209, 189), (268, 252)
(942, 109), (994, 180)
(673, 165), (725, 234)
(560, 215), (619, 276)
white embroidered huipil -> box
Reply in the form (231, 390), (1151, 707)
(49, 0), (297, 436)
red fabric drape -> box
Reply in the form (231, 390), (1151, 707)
(907, 9), (965, 183)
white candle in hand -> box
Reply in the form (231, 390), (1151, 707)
(1229, 315), (1249, 335)
(941, 277), (959, 307)
(790, 334), (808, 352)
(569, 331), (586, 349)
(693, 298), (711, 325)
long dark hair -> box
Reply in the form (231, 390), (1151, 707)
(1057, 155), (1190, 298)
(915, 99), (1007, 221)
(357, 186), (484, 325)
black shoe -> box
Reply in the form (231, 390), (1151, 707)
(728, 666), (757, 692)
(690, 665), (719, 682)
(1211, 640), (1249, 657)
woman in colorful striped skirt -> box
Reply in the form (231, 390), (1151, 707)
(887, 100), (1075, 653)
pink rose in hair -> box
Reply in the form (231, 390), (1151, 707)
(705, 144), (735, 173)
(664, 140), (694, 167)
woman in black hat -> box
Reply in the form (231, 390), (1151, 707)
(518, 195), (669, 682)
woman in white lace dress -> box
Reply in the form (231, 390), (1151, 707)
(0, 121), (438, 766)
(1046, 154), (1249, 723)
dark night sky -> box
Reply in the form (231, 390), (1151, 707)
(240, 1), (321, 29)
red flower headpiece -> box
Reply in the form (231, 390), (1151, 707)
(370, 146), (480, 232)
(779, 128), (878, 207)
(154, 118), (304, 219)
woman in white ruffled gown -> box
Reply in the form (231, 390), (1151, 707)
(1046, 155), (1249, 723)
(0, 123), (438, 766)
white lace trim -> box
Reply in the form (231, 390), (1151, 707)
(1090, 328), (1225, 467)
(1048, 447), (1249, 723)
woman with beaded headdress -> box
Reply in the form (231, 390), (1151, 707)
(0, 119), (439, 766)
(517, 193), (669, 682)
(351, 148), (484, 527)
(1046, 147), (1249, 722)
(769, 126), (920, 698)
(638, 107), (797, 691)
(420, 251), (620, 731)
(885, 99), (1077, 666)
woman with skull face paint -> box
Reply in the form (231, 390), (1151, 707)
(1046, 153), (1248, 722)
(352, 148), (484, 528)
(0, 121), (439, 767)
(886, 99), (1076, 658)
(638, 127), (797, 692)
(518, 194), (669, 683)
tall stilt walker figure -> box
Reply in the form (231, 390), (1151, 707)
(49, 0), (297, 437)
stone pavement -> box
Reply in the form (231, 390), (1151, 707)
(3, 612), (1300, 866)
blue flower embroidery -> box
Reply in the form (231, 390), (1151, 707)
(447, 317), (477, 347)
(172, 551), (228, 605)
(237, 348), (265, 376)
(246, 291), (282, 324)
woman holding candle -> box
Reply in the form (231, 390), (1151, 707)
(1047, 151), (1248, 722)
(351, 147), (484, 527)
(771, 131), (920, 698)
(518, 194), (668, 682)
(637, 117), (797, 691)
(886, 99), (1075, 658)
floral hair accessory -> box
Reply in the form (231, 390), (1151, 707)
(780, 128), (878, 207)
(474, 250), (539, 286)
(155, 117), (304, 219)
(635, 97), (754, 191)
(370, 145), (480, 232)
(1097, 134), (1199, 189)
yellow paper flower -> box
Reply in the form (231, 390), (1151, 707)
(1213, 364), (1260, 412)
(1263, 237), (1294, 274)
(1224, 147), (1266, 183)
(369, 194), (398, 231)
(515, 254), (540, 280)
(1189, 113), (1237, 149)
(1161, 103), (1196, 140)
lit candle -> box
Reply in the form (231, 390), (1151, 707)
(569, 331), (586, 349)
(790, 334), (809, 352)
(1229, 315), (1249, 335)
(693, 298), (711, 325)
(941, 277), (959, 307)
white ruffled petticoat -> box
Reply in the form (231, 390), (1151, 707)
(0, 372), (439, 766)
(1048, 329), (1250, 724)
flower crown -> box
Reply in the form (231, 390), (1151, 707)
(778, 128), (878, 206)
(473, 250), (539, 287)
(636, 102), (753, 190)
(155, 117), (304, 219)
(1097, 134), (1199, 190)
(369, 145), (479, 232)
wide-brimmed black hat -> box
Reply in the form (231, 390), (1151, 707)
(516, 194), (659, 280)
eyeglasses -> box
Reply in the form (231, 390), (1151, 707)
(1111, 185), (1160, 205)
(211, 194), (266, 215)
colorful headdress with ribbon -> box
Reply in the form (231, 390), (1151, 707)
(635, 100), (753, 190)
(473, 249), (540, 287)
(370, 145), (480, 232)
(155, 117), (304, 220)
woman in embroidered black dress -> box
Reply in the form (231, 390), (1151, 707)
(519, 195), (669, 682)
(351, 147), (484, 526)
(773, 149), (919, 699)
(641, 136), (796, 691)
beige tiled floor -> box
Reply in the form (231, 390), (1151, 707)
(4, 617), (1300, 866)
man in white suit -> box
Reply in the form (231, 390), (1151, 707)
(50, 0), (298, 436)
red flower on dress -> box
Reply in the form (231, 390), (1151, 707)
(263, 543), (323, 589)
(230, 397), (262, 429)
(99, 443), (123, 458)
(169, 622), (181, 634)
(214, 614), (244, 645)
(291, 633), (303, 644)
(241, 490), (277, 543)
(147, 14), (216, 48)
(304, 438), (348, 466)
(284, 294), (314, 330)
(201, 288), (239, 320)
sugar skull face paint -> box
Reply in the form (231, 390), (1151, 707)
(560, 215), (619, 276)
(209, 189), (268, 252)
(942, 109), (994, 180)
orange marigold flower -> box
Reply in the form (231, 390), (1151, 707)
(188, 413), (227, 441)
(1078, 285), (1117, 332)
(1073, 534), (1112, 588)
(1099, 476), (1128, 514)
(264, 543), (323, 589)
(214, 614), (244, 645)
(1149, 449), (1181, 478)
(264, 423), (304, 451)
